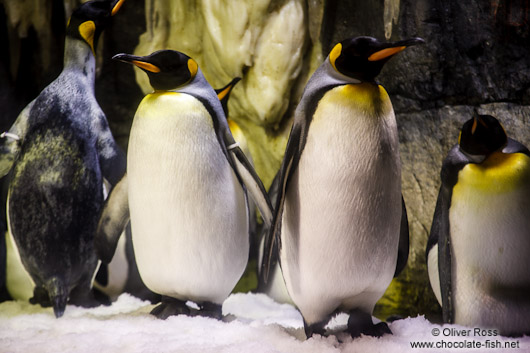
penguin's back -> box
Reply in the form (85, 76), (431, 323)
(281, 83), (402, 323)
(449, 151), (530, 331)
(8, 93), (103, 286)
(128, 92), (248, 304)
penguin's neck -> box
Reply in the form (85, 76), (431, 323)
(62, 37), (96, 87)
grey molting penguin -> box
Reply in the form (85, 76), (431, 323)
(427, 113), (530, 337)
(262, 36), (422, 339)
(96, 50), (272, 320)
(0, 0), (127, 318)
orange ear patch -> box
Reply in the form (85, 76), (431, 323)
(329, 43), (342, 71)
(79, 21), (96, 54)
(187, 59), (198, 78)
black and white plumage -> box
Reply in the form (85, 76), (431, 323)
(262, 36), (422, 339)
(96, 50), (272, 319)
(427, 113), (530, 337)
(0, 0), (126, 318)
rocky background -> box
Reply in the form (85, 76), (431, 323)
(0, 0), (528, 321)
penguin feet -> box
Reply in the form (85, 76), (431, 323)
(303, 319), (328, 338)
(69, 286), (104, 309)
(30, 286), (52, 307)
(150, 296), (190, 320)
(195, 301), (223, 320)
(347, 309), (392, 339)
(92, 287), (112, 306)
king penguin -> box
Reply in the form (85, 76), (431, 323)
(262, 36), (421, 338)
(92, 78), (247, 304)
(427, 113), (530, 337)
(96, 50), (272, 319)
(0, 0), (126, 318)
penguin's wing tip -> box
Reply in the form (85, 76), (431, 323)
(95, 175), (130, 263)
(228, 146), (273, 226)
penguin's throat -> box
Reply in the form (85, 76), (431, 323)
(62, 38), (96, 83)
(459, 152), (530, 193)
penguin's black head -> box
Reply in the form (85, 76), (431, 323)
(329, 36), (424, 82)
(112, 50), (199, 91)
(66, 0), (125, 55)
(459, 113), (508, 156)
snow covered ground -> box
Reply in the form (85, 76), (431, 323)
(0, 292), (528, 353)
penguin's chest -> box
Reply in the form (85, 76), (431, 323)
(127, 92), (248, 302)
(281, 84), (402, 301)
(450, 152), (530, 292)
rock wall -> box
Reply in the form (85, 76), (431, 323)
(0, 0), (528, 320)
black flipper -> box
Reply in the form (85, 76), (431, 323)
(261, 121), (305, 282)
(96, 114), (127, 187)
(257, 172), (281, 291)
(394, 196), (409, 277)
(427, 145), (469, 324)
(0, 103), (31, 178)
(95, 174), (129, 264)
(430, 183), (453, 323)
(260, 66), (343, 283)
(180, 73), (272, 232)
(226, 139), (273, 227)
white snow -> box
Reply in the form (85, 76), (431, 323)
(0, 292), (529, 353)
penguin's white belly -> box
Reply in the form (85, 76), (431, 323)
(5, 194), (35, 300)
(450, 155), (530, 334)
(427, 244), (442, 306)
(280, 84), (402, 324)
(128, 92), (248, 304)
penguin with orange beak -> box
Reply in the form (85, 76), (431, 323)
(262, 36), (422, 338)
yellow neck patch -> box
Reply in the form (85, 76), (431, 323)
(457, 152), (530, 193)
(79, 21), (96, 55)
(328, 83), (391, 117)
